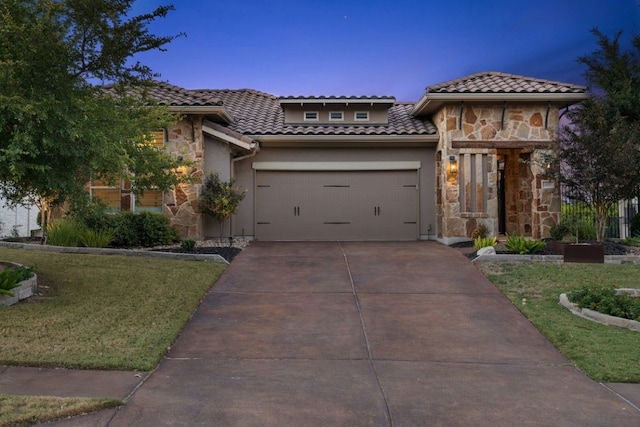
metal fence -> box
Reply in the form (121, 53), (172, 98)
(561, 198), (639, 240)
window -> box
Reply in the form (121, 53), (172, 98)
(304, 111), (319, 121)
(89, 178), (121, 212)
(354, 111), (369, 121)
(136, 189), (163, 213)
(329, 111), (344, 121)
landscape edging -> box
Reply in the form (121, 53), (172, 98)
(0, 241), (229, 264)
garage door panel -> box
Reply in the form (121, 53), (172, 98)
(255, 170), (418, 241)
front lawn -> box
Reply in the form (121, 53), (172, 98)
(479, 262), (640, 382)
(0, 249), (225, 371)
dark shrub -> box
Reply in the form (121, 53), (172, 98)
(110, 211), (179, 248)
(631, 213), (640, 237)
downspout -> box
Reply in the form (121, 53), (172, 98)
(229, 142), (260, 238)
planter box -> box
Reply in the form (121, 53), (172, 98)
(548, 241), (604, 264)
(0, 262), (38, 307)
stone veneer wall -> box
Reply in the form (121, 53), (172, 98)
(435, 103), (561, 241)
(163, 116), (205, 239)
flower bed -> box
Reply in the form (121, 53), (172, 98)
(0, 261), (38, 307)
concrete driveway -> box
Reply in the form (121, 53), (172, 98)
(52, 241), (640, 426)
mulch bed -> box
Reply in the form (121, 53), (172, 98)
(453, 239), (632, 260)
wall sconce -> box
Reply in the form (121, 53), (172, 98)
(447, 155), (458, 182)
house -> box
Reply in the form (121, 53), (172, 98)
(94, 72), (588, 243)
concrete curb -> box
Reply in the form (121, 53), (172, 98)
(472, 254), (640, 264)
(0, 241), (229, 264)
(559, 293), (640, 332)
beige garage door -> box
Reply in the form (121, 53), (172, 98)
(255, 170), (418, 241)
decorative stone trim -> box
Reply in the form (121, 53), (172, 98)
(559, 293), (640, 332)
(0, 261), (38, 307)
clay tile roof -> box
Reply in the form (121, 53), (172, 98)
(148, 82), (224, 106)
(427, 71), (587, 94)
(196, 90), (436, 137)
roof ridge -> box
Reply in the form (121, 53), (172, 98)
(195, 88), (278, 100)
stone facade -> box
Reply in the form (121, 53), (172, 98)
(163, 117), (205, 238)
(435, 103), (561, 242)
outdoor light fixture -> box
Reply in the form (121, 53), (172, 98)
(447, 155), (458, 182)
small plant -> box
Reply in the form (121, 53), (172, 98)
(504, 234), (546, 254)
(550, 223), (573, 241)
(198, 172), (246, 238)
(79, 228), (114, 248)
(0, 266), (33, 297)
(47, 218), (82, 247)
(568, 284), (640, 321)
(474, 236), (497, 250)
(471, 223), (489, 240)
(622, 236), (640, 247)
(181, 238), (196, 252)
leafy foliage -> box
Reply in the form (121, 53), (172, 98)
(181, 238), (196, 252)
(473, 236), (497, 250)
(0, 0), (187, 211)
(559, 28), (640, 241)
(504, 234), (547, 254)
(79, 228), (114, 248)
(568, 284), (640, 322)
(110, 211), (179, 247)
(0, 265), (33, 296)
(47, 218), (82, 247)
(197, 172), (246, 237)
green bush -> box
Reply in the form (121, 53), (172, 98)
(550, 223), (572, 241)
(630, 213), (640, 237)
(110, 211), (179, 248)
(0, 265), (33, 297)
(47, 219), (82, 247)
(70, 199), (115, 233)
(622, 236), (640, 247)
(474, 236), (496, 250)
(181, 238), (196, 252)
(79, 228), (114, 248)
(568, 284), (640, 321)
(504, 234), (546, 254)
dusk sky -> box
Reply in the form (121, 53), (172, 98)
(131, 0), (639, 101)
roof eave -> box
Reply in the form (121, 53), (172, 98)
(249, 134), (439, 144)
(168, 105), (234, 124)
(278, 98), (396, 107)
(411, 92), (590, 116)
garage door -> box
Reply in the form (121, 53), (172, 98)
(254, 165), (419, 241)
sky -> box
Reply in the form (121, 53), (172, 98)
(130, 0), (639, 101)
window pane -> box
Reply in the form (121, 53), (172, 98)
(92, 188), (121, 211)
(137, 190), (163, 213)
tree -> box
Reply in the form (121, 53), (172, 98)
(197, 173), (246, 239)
(0, 0), (188, 224)
(559, 28), (640, 241)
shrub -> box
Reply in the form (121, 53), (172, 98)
(631, 213), (640, 237)
(504, 234), (546, 254)
(474, 236), (497, 250)
(70, 199), (115, 233)
(79, 228), (114, 248)
(0, 265), (33, 297)
(47, 219), (83, 247)
(181, 238), (196, 252)
(110, 211), (179, 248)
(622, 236), (640, 247)
(568, 284), (640, 321)
(471, 223), (489, 240)
(550, 223), (572, 241)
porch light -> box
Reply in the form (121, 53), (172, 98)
(447, 156), (458, 182)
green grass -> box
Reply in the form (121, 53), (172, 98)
(479, 262), (640, 382)
(0, 249), (225, 371)
(0, 395), (121, 427)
